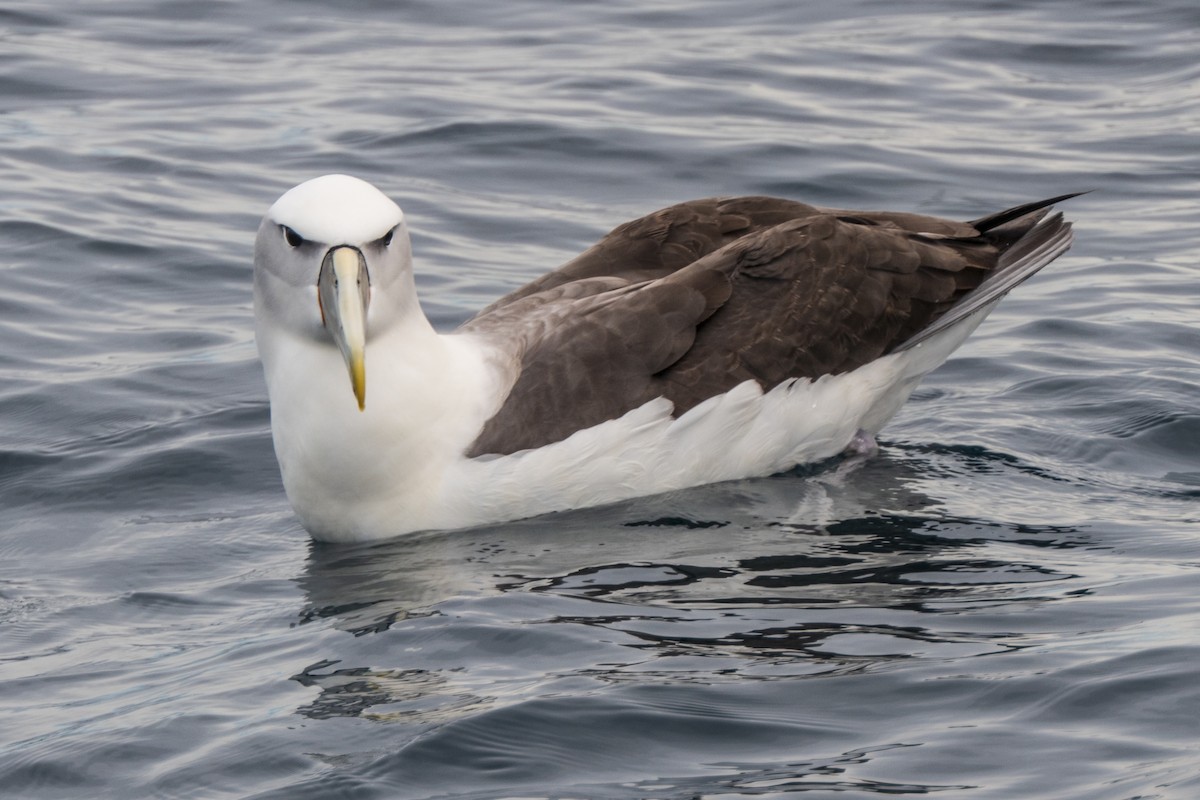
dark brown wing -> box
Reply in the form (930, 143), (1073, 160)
(461, 266), (731, 457)
(657, 202), (1077, 409)
(459, 195), (1076, 456)
(470, 197), (825, 316)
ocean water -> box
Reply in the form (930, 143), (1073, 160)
(1, 0), (1198, 798)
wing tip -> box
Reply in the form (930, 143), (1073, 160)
(969, 190), (1091, 234)
(895, 199), (1079, 352)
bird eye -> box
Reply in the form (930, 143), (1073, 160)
(378, 228), (394, 247)
(281, 225), (305, 248)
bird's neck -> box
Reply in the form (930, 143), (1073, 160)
(261, 310), (507, 540)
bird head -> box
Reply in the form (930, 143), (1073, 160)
(253, 175), (413, 411)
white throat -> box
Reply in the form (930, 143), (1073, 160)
(257, 308), (506, 540)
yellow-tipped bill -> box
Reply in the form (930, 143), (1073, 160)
(318, 246), (371, 410)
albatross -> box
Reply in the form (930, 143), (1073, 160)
(254, 175), (1077, 543)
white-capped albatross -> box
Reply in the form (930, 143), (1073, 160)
(254, 175), (1077, 543)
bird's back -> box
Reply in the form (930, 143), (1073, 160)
(460, 195), (1076, 457)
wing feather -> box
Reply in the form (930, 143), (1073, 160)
(459, 195), (1077, 456)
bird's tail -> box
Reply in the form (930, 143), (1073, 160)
(895, 193), (1084, 352)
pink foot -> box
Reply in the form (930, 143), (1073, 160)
(844, 429), (879, 458)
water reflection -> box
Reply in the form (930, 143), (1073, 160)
(292, 449), (1083, 722)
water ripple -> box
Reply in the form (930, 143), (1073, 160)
(2, 0), (1199, 797)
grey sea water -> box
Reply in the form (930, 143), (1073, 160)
(2, 1), (1198, 798)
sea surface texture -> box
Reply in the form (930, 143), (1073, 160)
(2, 1), (1198, 798)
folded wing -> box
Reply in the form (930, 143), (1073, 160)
(460, 195), (1076, 457)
